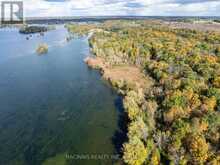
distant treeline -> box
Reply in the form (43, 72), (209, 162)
(22, 16), (220, 25)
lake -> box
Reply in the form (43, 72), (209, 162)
(0, 26), (122, 165)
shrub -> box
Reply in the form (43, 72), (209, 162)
(36, 43), (48, 55)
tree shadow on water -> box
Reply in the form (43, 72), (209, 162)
(112, 96), (129, 156)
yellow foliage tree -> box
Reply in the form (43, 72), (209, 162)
(191, 118), (208, 133)
(213, 77), (220, 88)
(202, 96), (217, 111)
(164, 106), (185, 123)
(123, 90), (144, 120)
(186, 134), (209, 164)
(150, 149), (160, 165)
(123, 136), (148, 165)
(128, 118), (148, 141)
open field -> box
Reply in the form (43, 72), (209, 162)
(164, 21), (220, 32)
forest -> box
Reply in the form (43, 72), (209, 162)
(67, 20), (220, 165)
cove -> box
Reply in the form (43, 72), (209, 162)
(0, 26), (122, 165)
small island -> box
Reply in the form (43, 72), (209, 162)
(36, 43), (48, 55)
(19, 25), (48, 34)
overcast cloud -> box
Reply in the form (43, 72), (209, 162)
(1, 0), (220, 17)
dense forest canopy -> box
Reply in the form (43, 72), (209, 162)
(67, 20), (220, 165)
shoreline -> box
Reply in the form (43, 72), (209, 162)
(68, 19), (220, 164)
(84, 56), (155, 164)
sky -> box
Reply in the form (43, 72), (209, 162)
(1, 0), (220, 17)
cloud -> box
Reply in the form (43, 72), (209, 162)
(44, 0), (68, 2)
(174, 0), (219, 4)
(1, 0), (220, 17)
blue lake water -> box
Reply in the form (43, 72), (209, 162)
(0, 26), (122, 165)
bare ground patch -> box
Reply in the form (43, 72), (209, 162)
(84, 57), (153, 91)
